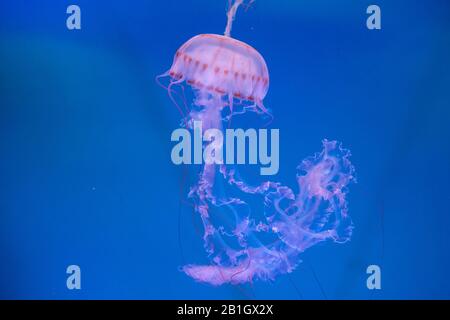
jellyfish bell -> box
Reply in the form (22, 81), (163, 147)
(168, 33), (269, 111)
(158, 0), (271, 121)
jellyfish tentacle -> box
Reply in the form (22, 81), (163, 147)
(224, 0), (244, 37)
(156, 73), (190, 115)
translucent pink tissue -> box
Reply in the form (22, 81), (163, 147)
(159, 0), (355, 285)
(183, 138), (355, 285)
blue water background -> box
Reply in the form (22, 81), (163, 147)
(1, 0), (449, 299)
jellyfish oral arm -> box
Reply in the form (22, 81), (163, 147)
(183, 140), (355, 286)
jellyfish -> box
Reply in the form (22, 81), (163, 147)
(158, 0), (355, 286)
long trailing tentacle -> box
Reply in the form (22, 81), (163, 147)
(156, 73), (189, 117)
(224, 0), (244, 37)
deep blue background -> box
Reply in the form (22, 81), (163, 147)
(1, 0), (449, 299)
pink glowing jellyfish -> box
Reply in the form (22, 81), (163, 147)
(158, 0), (355, 286)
